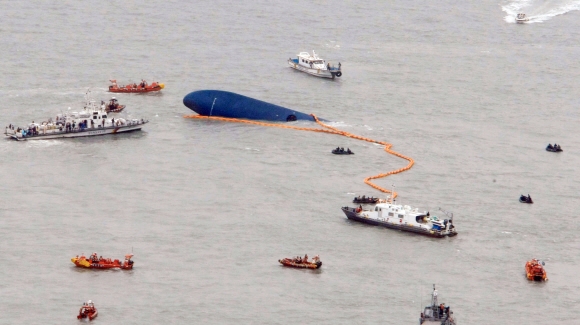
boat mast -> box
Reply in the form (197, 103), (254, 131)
(431, 284), (438, 307)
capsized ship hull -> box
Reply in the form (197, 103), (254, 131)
(183, 90), (318, 122)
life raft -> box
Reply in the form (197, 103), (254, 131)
(278, 257), (322, 269)
(108, 79), (164, 93)
(525, 259), (547, 281)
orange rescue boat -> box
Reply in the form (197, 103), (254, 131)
(279, 254), (322, 269)
(77, 300), (98, 321)
(71, 253), (134, 270)
(108, 79), (164, 93)
(525, 258), (548, 281)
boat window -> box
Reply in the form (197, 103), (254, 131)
(375, 207), (378, 211)
(398, 214), (404, 218)
(313, 60), (323, 64)
(102, 115), (107, 119)
(92, 116), (97, 119)
(388, 212), (394, 217)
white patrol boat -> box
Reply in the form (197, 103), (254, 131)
(342, 200), (457, 238)
(288, 51), (342, 79)
(516, 13), (529, 23)
(4, 92), (148, 141)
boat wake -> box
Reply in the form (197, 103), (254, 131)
(502, 0), (580, 23)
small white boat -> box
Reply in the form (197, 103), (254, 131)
(4, 92), (148, 141)
(342, 201), (457, 238)
(516, 13), (529, 23)
(287, 51), (342, 79)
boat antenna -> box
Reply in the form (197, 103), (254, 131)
(439, 208), (453, 221)
(391, 184), (396, 204)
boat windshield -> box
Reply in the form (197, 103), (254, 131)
(313, 60), (324, 64)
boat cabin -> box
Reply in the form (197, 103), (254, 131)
(296, 51), (328, 70)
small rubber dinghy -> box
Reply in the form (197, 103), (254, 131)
(519, 194), (533, 204)
(104, 97), (125, 113)
(77, 300), (98, 321)
(353, 196), (385, 204)
(279, 255), (322, 269)
(546, 144), (562, 152)
(525, 258), (548, 281)
(332, 147), (354, 155)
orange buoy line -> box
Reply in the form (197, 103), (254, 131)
(184, 114), (414, 200)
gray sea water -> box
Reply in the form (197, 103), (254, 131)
(1, 0), (580, 324)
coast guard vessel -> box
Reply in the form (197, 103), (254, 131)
(342, 199), (457, 238)
(4, 92), (147, 141)
(288, 51), (342, 79)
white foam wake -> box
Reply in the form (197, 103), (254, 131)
(502, 0), (580, 23)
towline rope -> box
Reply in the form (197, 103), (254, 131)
(184, 114), (414, 200)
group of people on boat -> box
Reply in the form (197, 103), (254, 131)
(293, 254), (308, 263)
(546, 143), (562, 152)
(519, 194), (533, 204)
(77, 300), (97, 320)
(420, 304), (453, 324)
(103, 97), (124, 112)
(333, 147), (353, 154)
(353, 195), (380, 203)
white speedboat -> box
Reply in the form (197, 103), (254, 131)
(342, 201), (457, 238)
(516, 13), (529, 23)
(4, 93), (148, 141)
(419, 285), (457, 325)
(287, 51), (342, 79)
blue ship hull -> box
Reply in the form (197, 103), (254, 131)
(183, 90), (317, 122)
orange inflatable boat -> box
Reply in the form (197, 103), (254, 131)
(77, 300), (98, 320)
(71, 253), (134, 270)
(279, 255), (322, 269)
(525, 258), (547, 281)
(108, 79), (164, 93)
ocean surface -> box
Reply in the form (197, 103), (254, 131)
(1, 0), (579, 324)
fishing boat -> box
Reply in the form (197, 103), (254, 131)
(519, 194), (533, 204)
(77, 300), (98, 321)
(419, 285), (456, 325)
(525, 258), (548, 281)
(516, 13), (529, 23)
(279, 255), (321, 269)
(71, 253), (134, 270)
(332, 147), (354, 155)
(4, 92), (148, 141)
(108, 79), (164, 93)
(287, 51), (342, 79)
(104, 97), (125, 113)
(342, 201), (457, 238)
